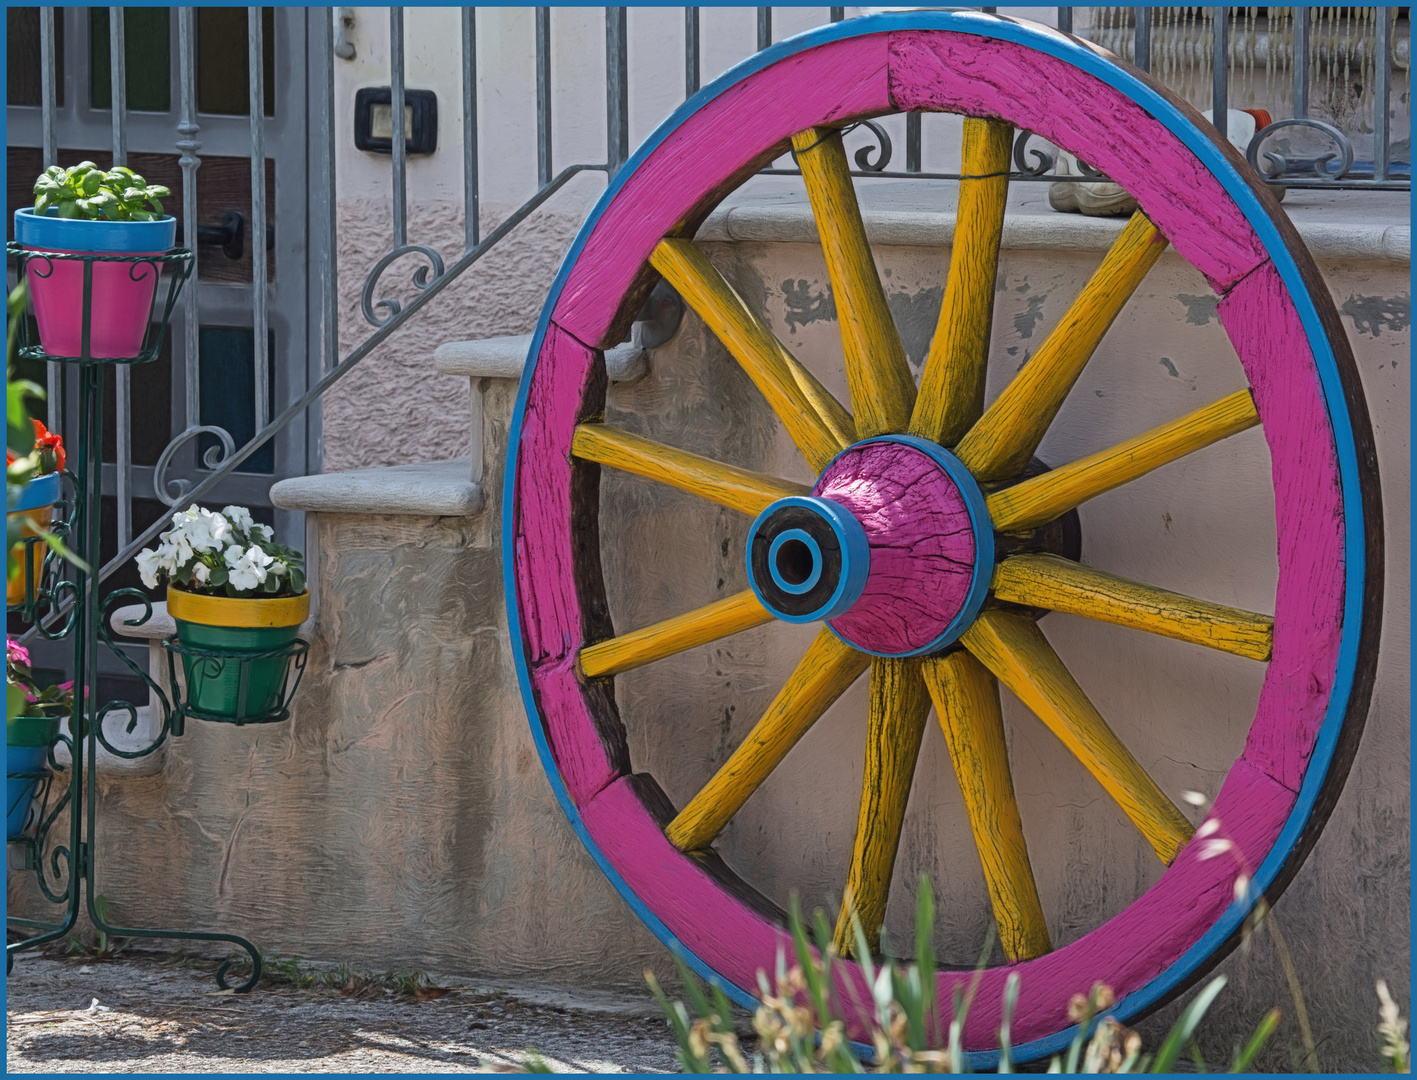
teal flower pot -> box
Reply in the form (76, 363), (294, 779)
(7, 714), (59, 839)
(167, 588), (310, 723)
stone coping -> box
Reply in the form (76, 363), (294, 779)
(269, 457), (483, 516)
(695, 181), (1410, 264)
(109, 600), (317, 641)
(434, 336), (647, 381)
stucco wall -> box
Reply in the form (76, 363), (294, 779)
(13, 228), (1406, 1064)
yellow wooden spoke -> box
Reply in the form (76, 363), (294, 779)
(910, 117), (1013, 446)
(572, 423), (810, 517)
(651, 238), (854, 471)
(955, 212), (1169, 482)
(991, 554), (1273, 662)
(834, 658), (932, 957)
(666, 628), (870, 851)
(988, 389), (1259, 533)
(921, 650), (1051, 961)
(579, 590), (774, 679)
(961, 609), (1193, 863)
(792, 127), (916, 438)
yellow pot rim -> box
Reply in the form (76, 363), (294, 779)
(167, 586), (310, 629)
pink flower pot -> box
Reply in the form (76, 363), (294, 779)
(13, 208), (177, 360)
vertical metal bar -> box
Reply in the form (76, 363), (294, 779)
(320, 9), (339, 378)
(1134, 6), (1151, 72)
(40, 8), (57, 166)
(40, 7), (60, 433)
(757, 7), (771, 51)
(1292, 5), (1309, 118)
(685, 7), (700, 98)
(1212, 6), (1228, 139)
(536, 8), (552, 187)
(463, 7), (479, 247)
(906, 113), (921, 172)
(109, 8), (127, 166)
(605, 8), (628, 175)
(830, 7), (845, 23)
(177, 8), (201, 431)
(1374, 6), (1391, 180)
(1057, 7), (1072, 34)
(110, 8), (130, 545)
(249, 7), (269, 437)
(389, 7), (407, 247)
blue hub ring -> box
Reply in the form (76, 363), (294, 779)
(747, 496), (870, 623)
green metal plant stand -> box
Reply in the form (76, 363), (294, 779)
(6, 244), (273, 992)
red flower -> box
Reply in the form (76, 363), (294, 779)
(31, 418), (65, 473)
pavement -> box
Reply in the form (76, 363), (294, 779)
(6, 947), (686, 1074)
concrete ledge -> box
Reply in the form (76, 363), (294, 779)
(696, 184), (1410, 264)
(109, 601), (316, 641)
(270, 458), (484, 516)
(434, 335), (648, 381)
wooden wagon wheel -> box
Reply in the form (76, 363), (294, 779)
(504, 11), (1382, 1064)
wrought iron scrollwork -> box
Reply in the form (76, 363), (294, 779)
(95, 590), (173, 759)
(1013, 129), (1059, 176)
(151, 425), (238, 507)
(1246, 118), (1354, 181)
(851, 120), (893, 172)
(360, 244), (449, 327)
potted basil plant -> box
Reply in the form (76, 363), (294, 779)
(137, 505), (309, 722)
(15, 162), (175, 359)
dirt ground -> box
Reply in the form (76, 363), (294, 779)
(5, 946), (687, 1073)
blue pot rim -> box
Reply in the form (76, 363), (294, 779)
(8, 471), (61, 512)
(14, 206), (177, 254)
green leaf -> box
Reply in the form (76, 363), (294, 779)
(145, 184), (171, 200)
(1150, 976), (1228, 1074)
(127, 209), (155, 222)
(56, 200), (82, 219)
(34, 193), (51, 214)
(80, 171), (103, 196)
(1227, 1007), (1280, 1073)
(288, 568), (305, 594)
(146, 198), (163, 217)
(207, 567), (229, 587)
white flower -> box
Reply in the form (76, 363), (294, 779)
(250, 523), (274, 542)
(224, 544), (274, 593)
(192, 562), (211, 585)
(136, 548), (164, 589)
(222, 505), (254, 535)
(186, 508), (231, 553)
(269, 560), (288, 578)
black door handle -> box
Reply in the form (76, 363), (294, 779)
(175, 211), (275, 260)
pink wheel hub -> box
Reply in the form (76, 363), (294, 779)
(813, 436), (992, 656)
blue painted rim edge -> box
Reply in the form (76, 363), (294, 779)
(767, 529), (824, 595)
(747, 495), (870, 622)
(502, 11), (1368, 1062)
(14, 207), (177, 253)
(8, 472), (61, 513)
(825, 434), (995, 659)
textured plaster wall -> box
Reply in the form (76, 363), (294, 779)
(13, 235), (1406, 1063)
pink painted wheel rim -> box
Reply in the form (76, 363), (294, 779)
(506, 13), (1379, 1063)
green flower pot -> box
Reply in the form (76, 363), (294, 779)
(168, 587), (310, 723)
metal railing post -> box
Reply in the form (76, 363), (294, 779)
(1211, 6), (1228, 139)
(757, 7), (771, 51)
(463, 8), (480, 247)
(40, 6), (60, 434)
(1292, 6), (1309, 118)
(685, 7), (700, 98)
(176, 8), (201, 431)
(1374, 7), (1392, 181)
(110, 8), (130, 546)
(1134, 6), (1151, 73)
(389, 7), (406, 247)
(250, 7), (270, 440)
(1057, 7), (1072, 35)
(606, 8), (629, 176)
(536, 8), (552, 187)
